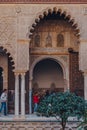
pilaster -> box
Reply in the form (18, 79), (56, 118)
(14, 72), (20, 118)
(83, 71), (87, 100)
(20, 72), (26, 118)
(29, 77), (33, 114)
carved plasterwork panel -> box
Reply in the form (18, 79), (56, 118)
(57, 33), (64, 47)
(79, 42), (87, 71)
(45, 32), (52, 47)
(34, 34), (40, 47)
(0, 17), (16, 62)
(30, 20), (79, 51)
(30, 47), (68, 55)
(61, 56), (68, 62)
(17, 42), (29, 71)
(30, 55), (40, 66)
(30, 55), (68, 66)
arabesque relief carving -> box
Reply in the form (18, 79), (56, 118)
(57, 34), (64, 47)
(30, 20), (79, 51)
(34, 33), (40, 47)
(45, 32), (52, 47)
(0, 18), (16, 59)
(0, 18), (16, 46)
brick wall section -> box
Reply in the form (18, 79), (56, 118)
(69, 51), (84, 97)
(0, 0), (87, 4)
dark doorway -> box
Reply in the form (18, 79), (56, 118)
(33, 59), (64, 94)
(0, 67), (3, 95)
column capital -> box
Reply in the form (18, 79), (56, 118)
(14, 70), (27, 75)
(14, 71), (20, 76)
(20, 72), (26, 76)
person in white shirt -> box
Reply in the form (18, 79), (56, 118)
(0, 89), (7, 115)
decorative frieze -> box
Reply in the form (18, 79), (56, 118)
(30, 20), (79, 51)
(30, 47), (69, 55)
(0, 0), (87, 4)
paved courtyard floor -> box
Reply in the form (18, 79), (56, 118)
(0, 114), (79, 122)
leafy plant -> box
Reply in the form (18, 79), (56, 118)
(37, 92), (86, 130)
(78, 109), (87, 130)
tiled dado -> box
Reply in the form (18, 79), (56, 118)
(0, 121), (79, 130)
(0, 0), (87, 4)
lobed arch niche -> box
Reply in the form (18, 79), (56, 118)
(29, 7), (80, 51)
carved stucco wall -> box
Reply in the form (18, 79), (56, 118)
(79, 40), (87, 71)
(0, 4), (87, 71)
(0, 17), (16, 65)
(30, 20), (79, 51)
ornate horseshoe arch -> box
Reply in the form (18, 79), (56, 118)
(28, 6), (81, 93)
(29, 55), (69, 82)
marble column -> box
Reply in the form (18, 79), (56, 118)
(29, 78), (33, 114)
(84, 72), (87, 100)
(14, 72), (19, 116)
(64, 79), (68, 92)
(21, 72), (25, 117)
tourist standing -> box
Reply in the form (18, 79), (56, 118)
(0, 89), (8, 116)
(33, 92), (39, 113)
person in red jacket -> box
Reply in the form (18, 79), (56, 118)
(33, 92), (39, 113)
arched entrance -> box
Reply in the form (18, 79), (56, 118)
(28, 7), (84, 113)
(29, 57), (68, 113)
(0, 46), (15, 114)
(33, 58), (64, 94)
